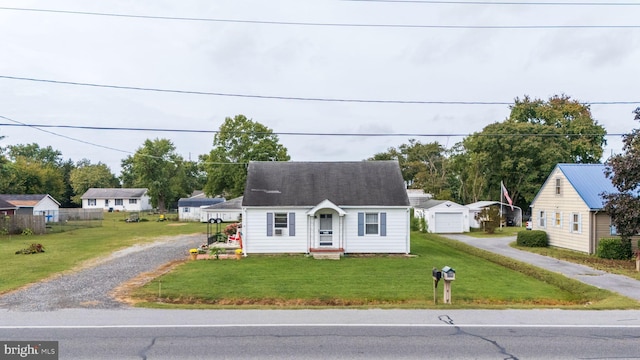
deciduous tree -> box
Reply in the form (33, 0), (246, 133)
(202, 115), (290, 198)
(121, 138), (193, 212)
(69, 159), (120, 205)
(602, 107), (640, 253)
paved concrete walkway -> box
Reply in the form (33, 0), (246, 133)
(444, 234), (640, 301)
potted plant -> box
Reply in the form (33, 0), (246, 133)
(189, 248), (198, 260)
(235, 248), (243, 260)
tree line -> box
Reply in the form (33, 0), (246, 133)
(1, 95), (635, 215)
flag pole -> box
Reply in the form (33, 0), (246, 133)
(500, 181), (503, 230)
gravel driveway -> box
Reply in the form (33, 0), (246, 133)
(0, 234), (202, 312)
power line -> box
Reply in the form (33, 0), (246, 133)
(346, 0), (640, 5)
(0, 6), (639, 29)
(0, 122), (628, 137)
(1, 75), (638, 106)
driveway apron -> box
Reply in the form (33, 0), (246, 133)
(443, 234), (640, 302)
(0, 234), (202, 312)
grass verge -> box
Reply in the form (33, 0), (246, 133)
(0, 212), (208, 294)
(129, 232), (640, 309)
(512, 242), (640, 281)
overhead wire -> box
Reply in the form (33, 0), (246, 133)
(0, 75), (637, 106)
(0, 6), (638, 29)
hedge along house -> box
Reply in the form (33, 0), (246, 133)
(530, 163), (637, 254)
(241, 161), (411, 256)
(81, 188), (152, 212)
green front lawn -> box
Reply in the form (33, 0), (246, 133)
(0, 212), (208, 294)
(130, 232), (639, 309)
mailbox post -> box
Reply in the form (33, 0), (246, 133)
(441, 266), (456, 304)
(432, 268), (442, 305)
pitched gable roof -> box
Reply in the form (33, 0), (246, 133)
(243, 161), (410, 207)
(81, 188), (148, 199)
(557, 163), (617, 210)
(203, 196), (243, 210)
(0, 194), (60, 207)
(177, 197), (225, 207)
(0, 198), (17, 210)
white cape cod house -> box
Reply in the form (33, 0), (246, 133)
(241, 161), (411, 256)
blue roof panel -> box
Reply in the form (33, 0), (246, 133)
(557, 163), (617, 210)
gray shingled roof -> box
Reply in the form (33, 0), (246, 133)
(177, 197), (225, 207)
(203, 196), (243, 210)
(81, 188), (148, 199)
(243, 161), (410, 207)
(0, 198), (17, 209)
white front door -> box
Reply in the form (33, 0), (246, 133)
(319, 214), (333, 246)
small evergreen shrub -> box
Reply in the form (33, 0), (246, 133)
(516, 230), (548, 247)
(597, 238), (632, 260)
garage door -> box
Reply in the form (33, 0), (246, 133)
(434, 213), (463, 233)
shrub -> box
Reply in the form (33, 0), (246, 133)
(15, 243), (45, 255)
(597, 238), (633, 260)
(516, 230), (548, 247)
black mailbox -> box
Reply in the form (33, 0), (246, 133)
(432, 268), (442, 280)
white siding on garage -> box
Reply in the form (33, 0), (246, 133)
(434, 212), (464, 233)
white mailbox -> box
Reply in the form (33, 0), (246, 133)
(442, 266), (456, 281)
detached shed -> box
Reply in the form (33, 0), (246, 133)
(178, 197), (225, 222)
(414, 199), (469, 233)
(201, 196), (242, 223)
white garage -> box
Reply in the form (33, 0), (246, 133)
(414, 199), (470, 234)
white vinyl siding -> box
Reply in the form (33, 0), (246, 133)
(243, 207), (410, 254)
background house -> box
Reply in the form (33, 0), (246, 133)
(467, 201), (523, 228)
(241, 161), (411, 255)
(0, 194), (60, 222)
(413, 199), (470, 233)
(200, 196), (242, 223)
(530, 163), (633, 254)
(178, 195), (225, 222)
(81, 188), (152, 212)
(0, 198), (17, 216)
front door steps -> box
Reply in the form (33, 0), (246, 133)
(309, 247), (344, 260)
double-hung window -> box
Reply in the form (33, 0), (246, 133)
(538, 210), (546, 228)
(115, 199), (123, 206)
(88, 199), (97, 206)
(365, 213), (379, 235)
(570, 213), (581, 233)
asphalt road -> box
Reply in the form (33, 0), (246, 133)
(2, 309), (640, 359)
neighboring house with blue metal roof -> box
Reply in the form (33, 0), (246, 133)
(530, 163), (620, 254)
(177, 194), (225, 222)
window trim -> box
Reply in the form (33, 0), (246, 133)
(87, 199), (97, 206)
(365, 212), (379, 235)
(555, 178), (561, 195)
(274, 212), (288, 229)
(538, 210), (546, 228)
(554, 211), (562, 228)
(570, 212), (581, 234)
(115, 199), (124, 206)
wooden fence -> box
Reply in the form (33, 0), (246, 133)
(0, 214), (46, 235)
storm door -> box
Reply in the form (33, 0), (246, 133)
(319, 214), (333, 246)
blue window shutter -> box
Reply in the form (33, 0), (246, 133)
(289, 212), (296, 236)
(358, 212), (364, 236)
(380, 212), (387, 236)
(266, 212), (273, 236)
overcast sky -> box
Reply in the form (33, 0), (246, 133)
(1, 0), (639, 175)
